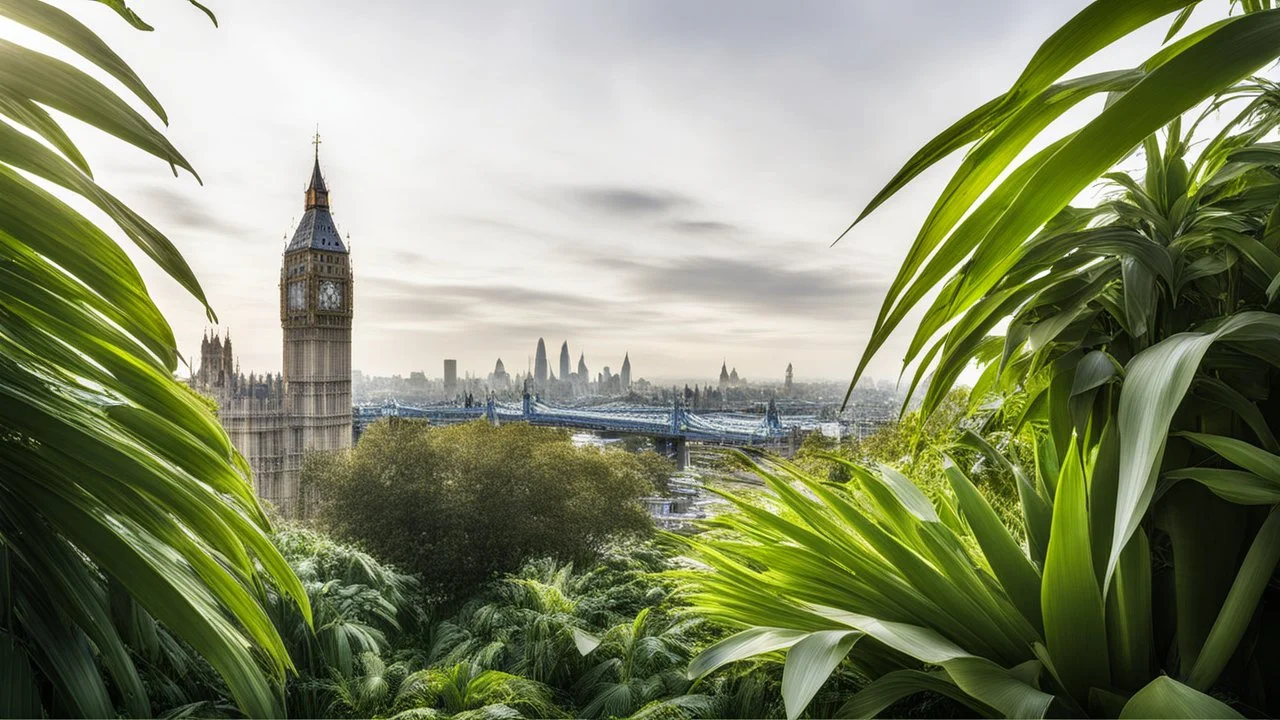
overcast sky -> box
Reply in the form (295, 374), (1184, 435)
(38, 1), (1175, 383)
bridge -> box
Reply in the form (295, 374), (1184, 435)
(352, 392), (793, 469)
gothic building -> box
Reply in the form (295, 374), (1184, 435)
(192, 144), (353, 516)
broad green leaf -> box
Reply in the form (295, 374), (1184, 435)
(1119, 676), (1243, 718)
(781, 630), (863, 720)
(811, 607), (1054, 720)
(1041, 438), (1109, 703)
(1111, 311), (1280, 588)
(1162, 468), (1280, 504)
(1173, 431), (1280, 483)
(687, 627), (807, 680)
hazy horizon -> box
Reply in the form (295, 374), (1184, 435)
(27, 1), (1164, 381)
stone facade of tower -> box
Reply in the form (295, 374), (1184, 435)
(191, 147), (352, 517)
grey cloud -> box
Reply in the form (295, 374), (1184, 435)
(669, 220), (738, 234)
(567, 187), (695, 217)
(606, 255), (884, 320)
(391, 250), (427, 265)
(134, 185), (247, 237)
(361, 277), (663, 332)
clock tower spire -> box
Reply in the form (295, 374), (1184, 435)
(278, 135), (353, 513)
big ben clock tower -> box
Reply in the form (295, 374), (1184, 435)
(280, 135), (353, 488)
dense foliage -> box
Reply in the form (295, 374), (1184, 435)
(684, 3), (1280, 718)
(0, 3), (305, 717)
(306, 420), (665, 600)
(132, 527), (794, 720)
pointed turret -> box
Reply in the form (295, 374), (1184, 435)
(287, 135), (347, 253)
(305, 139), (329, 209)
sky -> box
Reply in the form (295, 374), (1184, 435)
(32, 1), (1175, 383)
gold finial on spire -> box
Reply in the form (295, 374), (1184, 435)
(312, 125), (322, 159)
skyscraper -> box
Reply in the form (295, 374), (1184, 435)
(444, 359), (458, 394)
(620, 353), (631, 390)
(534, 338), (548, 385)
(491, 358), (510, 389)
(785, 362), (793, 394)
(559, 341), (571, 382)
(577, 352), (588, 380)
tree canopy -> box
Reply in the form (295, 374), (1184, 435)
(306, 420), (663, 600)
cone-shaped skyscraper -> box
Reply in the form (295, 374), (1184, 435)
(534, 338), (549, 385)
(620, 353), (631, 389)
(559, 341), (571, 381)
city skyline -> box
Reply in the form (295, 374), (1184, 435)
(44, 2), (1162, 380)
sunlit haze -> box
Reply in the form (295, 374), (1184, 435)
(40, 1), (1162, 383)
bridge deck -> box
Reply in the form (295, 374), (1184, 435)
(353, 399), (792, 446)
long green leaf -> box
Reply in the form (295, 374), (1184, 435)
(1041, 438), (1109, 703)
(1119, 676), (1242, 718)
(942, 457), (1043, 634)
(687, 627), (808, 680)
(811, 607), (1054, 719)
(1111, 311), (1280, 588)
(781, 630), (862, 720)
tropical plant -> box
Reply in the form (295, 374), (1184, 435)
(682, 1), (1280, 717)
(573, 607), (700, 719)
(390, 661), (562, 719)
(0, 2), (307, 717)
(267, 529), (418, 717)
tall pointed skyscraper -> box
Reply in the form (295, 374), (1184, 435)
(559, 341), (571, 381)
(534, 338), (549, 385)
(620, 353), (631, 389)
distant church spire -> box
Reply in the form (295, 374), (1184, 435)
(305, 129), (329, 210)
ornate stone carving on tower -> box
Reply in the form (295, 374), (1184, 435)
(191, 137), (353, 517)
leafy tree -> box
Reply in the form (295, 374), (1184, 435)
(307, 420), (657, 601)
(0, 2), (306, 716)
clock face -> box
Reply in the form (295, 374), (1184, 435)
(318, 279), (342, 310)
(287, 281), (306, 310)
